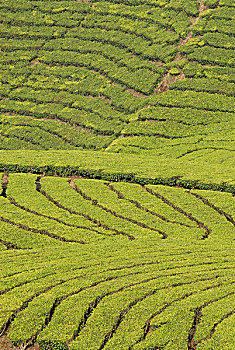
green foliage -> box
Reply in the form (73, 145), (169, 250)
(38, 341), (67, 350)
(0, 114), (115, 150)
(203, 32), (235, 49)
(0, 173), (234, 348)
(150, 90), (235, 112)
(204, 0), (220, 8)
(0, 1), (234, 348)
(170, 78), (235, 95)
(0, 150), (234, 193)
(1, 0), (234, 155)
(195, 18), (235, 35)
(188, 46), (235, 67)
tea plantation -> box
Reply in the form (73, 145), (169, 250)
(0, 0), (234, 349)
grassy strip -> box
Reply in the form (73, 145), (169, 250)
(0, 150), (234, 193)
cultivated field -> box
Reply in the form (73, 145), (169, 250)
(1, 174), (234, 349)
(0, 0), (234, 349)
(0, 0), (234, 159)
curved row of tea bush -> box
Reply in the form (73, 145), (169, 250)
(0, 173), (234, 349)
(0, 149), (234, 193)
(1, 0), (234, 153)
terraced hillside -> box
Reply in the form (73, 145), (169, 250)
(0, 0), (234, 349)
(0, 0), (234, 161)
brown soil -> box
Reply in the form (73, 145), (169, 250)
(178, 32), (193, 48)
(2, 174), (8, 183)
(0, 335), (40, 350)
(157, 73), (175, 94)
(149, 60), (163, 67)
(30, 59), (40, 68)
(128, 52), (136, 58)
(125, 89), (148, 98)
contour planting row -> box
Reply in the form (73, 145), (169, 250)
(0, 3), (89, 28)
(5, 84), (134, 121)
(188, 2), (235, 68)
(113, 103), (234, 154)
(0, 1), (169, 94)
(1, 0), (234, 153)
(106, 135), (235, 164)
(37, 50), (160, 94)
(0, 0), (206, 97)
(0, 149), (234, 191)
(0, 62), (147, 113)
(0, 114), (115, 151)
(87, 0), (196, 35)
(1, 242), (234, 350)
(183, 63), (235, 83)
(0, 174), (234, 251)
(120, 119), (234, 139)
(111, 0), (235, 152)
(0, 98), (124, 136)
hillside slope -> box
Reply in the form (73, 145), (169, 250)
(0, 1), (234, 350)
(0, 0), (234, 159)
